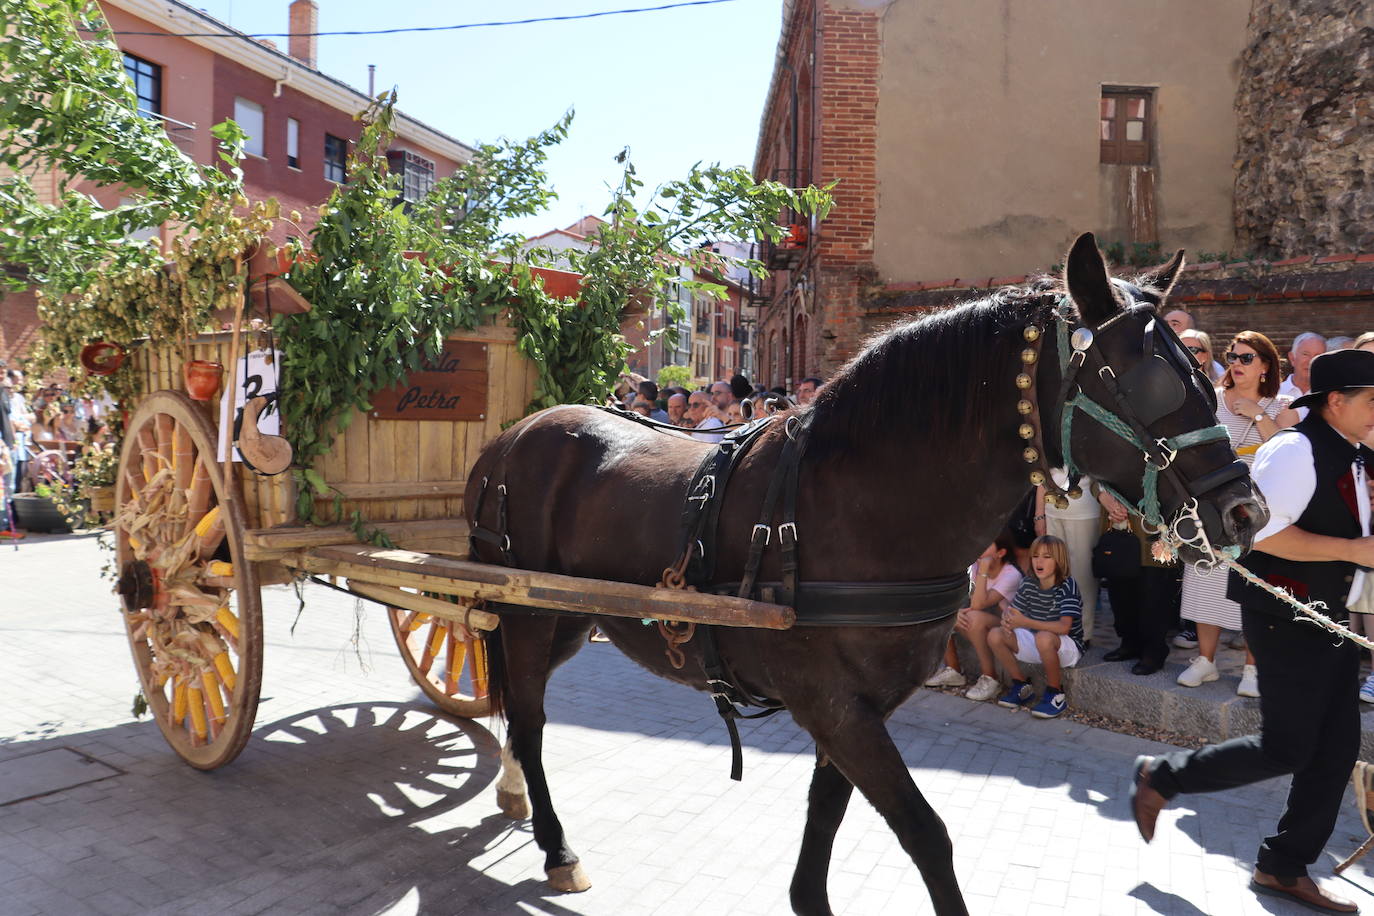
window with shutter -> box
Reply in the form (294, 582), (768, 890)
(1100, 89), (1152, 165)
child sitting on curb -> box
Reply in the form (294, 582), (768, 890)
(989, 535), (1084, 719)
(924, 530), (1023, 700)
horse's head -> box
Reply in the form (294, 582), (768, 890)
(1045, 232), (1268, 565)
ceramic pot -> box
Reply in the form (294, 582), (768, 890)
(79, 341), (127, 376)
(183, 360), (223, 401)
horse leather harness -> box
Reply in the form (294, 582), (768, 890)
(663, 407), (969, 780)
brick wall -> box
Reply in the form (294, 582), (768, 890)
(754, 0), (884, 385)
(862, 256), (1374, 375)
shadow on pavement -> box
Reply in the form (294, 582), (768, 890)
(0, 701), (601, 914)
(1128, 882), (1208, 914)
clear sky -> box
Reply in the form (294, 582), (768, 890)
(190, 0), (783, 237)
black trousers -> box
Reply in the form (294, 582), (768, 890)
(1149, 604), (1361, 876)
(1106, 564), (1181, 667)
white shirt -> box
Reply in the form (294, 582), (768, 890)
(691, 415), (725, 444)
(1046, 468), (1101, 521)
(1252, 427), (1370, 603)
(1278, 376), (1309, 420)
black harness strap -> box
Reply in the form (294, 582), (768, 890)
(676, 415), (777, 586)
(468, 432), (523, 566)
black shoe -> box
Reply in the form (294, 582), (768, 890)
(1131, 659), (1164, 676)
(1104, 646), (1141, 662)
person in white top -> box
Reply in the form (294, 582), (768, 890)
(1165, 309), (1225, 379)
(1278, 332), (1326, 419)
(1179, 329), (1222, 384)
(1177, 332), (1298, 696)
(1035, 469), (1101, 639)
(924, 532), (1023, 700)
(686, 391), (725, 443)
(1131, 348), (1374, 914)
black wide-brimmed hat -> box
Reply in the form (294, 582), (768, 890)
(1291, 348), (1374, 409)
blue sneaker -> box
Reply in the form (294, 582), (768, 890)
(1360, 675), (1374, 705)
(996, 680), (1034, 709)
(1031, 689), (1067, 719)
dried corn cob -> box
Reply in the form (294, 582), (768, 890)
(186, 686), (207, 738)
(215, 606), (240, 640)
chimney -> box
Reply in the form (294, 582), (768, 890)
(288, 0), (317, 69)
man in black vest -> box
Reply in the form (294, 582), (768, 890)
(1130, 349), (1374, 914)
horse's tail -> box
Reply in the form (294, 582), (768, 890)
(482, 620), (507, 722)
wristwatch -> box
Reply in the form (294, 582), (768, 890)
(1253, 412), (1267, 423)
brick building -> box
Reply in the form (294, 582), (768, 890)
(750, 0), (1374, 387)
(1, 0), (472, 363)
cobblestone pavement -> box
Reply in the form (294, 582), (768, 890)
(4, 533), (1374, 915)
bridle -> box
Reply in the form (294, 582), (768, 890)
(1018, 287), (1248, 567)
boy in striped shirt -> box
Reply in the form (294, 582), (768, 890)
(988, 535), (1084, 719)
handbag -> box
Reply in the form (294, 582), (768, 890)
(1092, 526), (1141, 579)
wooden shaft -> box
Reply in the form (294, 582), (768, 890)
(283, 546), (795, 630)
(343, 580), (500, 631)
(1336, 833), (1374, 874)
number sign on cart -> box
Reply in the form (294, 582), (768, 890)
(218, 348), (281, 462)
(370, 340), (488, 421)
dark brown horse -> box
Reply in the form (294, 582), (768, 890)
(464, 234), (1266, 915)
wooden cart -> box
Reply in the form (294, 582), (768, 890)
(112, 306), (793, 771)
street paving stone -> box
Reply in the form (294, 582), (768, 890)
(4, 533), (1374, 914)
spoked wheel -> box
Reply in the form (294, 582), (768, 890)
(387, 603), (491, 718)
(114, 390), (263, 770)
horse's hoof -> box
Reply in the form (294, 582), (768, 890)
(546, 863), (591, 893)
(497, 788), (530, 820)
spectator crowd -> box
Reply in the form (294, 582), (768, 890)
(0, 365), (116, 537)
(612, 371), (824, 444)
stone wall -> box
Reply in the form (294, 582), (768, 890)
(1233, 0), (1374, 258)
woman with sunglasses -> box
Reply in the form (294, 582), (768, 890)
(1179, 329), (1222, 383)
(1177, 331), (1298, 696)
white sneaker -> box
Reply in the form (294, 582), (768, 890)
(1237, 664), (1260, 698)
(965, 674), (1001, 702)
(1176, 656), (1219, 688)
(924, 666), (966, 688)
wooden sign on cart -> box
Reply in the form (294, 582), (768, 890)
(370, 340), (489, 422)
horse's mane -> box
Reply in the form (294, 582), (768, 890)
(807, 279), (1066, 462)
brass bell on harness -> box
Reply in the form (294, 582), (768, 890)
(1029, 470), (1046, 486)
(1023, 326), (1041, 342)
(1048, 493), (1070, 511)
(1018, 423), (1035, 440)
(1022, 447), (1039, 464)
(1017, 399), (1033, 415)
(1021, 348), (1037, 364)
(1015, 373), (1033, 390)
(1067, 486), (1084, 500)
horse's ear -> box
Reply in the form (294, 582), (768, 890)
(1138, 249), (1187, 300)
(1064, 232), (1120, 325)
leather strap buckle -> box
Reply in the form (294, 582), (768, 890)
(751, 524), (771, 546)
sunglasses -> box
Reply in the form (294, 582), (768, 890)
(1225, 351), (1259, 365)
(1185, 346), (1207, 355)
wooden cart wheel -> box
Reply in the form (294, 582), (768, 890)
(114, 390), (263, 770)
(386, 604), (492, 718)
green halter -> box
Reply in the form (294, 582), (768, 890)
(1052, 303), (1230, 529)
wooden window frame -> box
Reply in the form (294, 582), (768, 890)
(122, 53), (162, 119)
(324, 133), (347, 184)
(1100, 88), (1153, 165)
